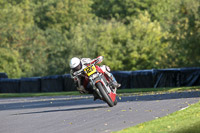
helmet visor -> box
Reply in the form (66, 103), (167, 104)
(73, 63), (82, 72)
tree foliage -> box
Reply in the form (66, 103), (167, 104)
(0, 0), (199, 78)
(126, 12), (169, 70)
(34, 0), (93, 31)
(0, 48), (21, 78)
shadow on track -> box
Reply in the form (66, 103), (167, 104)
(0, 98), (105, 111)
(1, 91), (200, 111)
(119, 91), (200, 102)
(13, 105), (107, 115)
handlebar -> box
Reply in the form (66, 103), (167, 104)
(72, 62), (97, 78)
(73, 70), (83, 77)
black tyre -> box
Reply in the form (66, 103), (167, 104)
(114, 99), (117, 105)
(96, 82), (114, 107)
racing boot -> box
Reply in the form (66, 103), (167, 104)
(109, 73), (121, 88)
(102, 66), (121, 88)
(111, 81), (121, 88)
(93, 96), (98, 101)
(93, 92), (100, 101)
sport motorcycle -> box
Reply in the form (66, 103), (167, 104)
(73, 62), (117, 107)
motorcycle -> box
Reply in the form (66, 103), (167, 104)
(73, 62), (117, 107)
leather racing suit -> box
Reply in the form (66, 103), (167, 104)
(70, 56), (120, 94)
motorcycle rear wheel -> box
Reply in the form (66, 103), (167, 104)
(96, 82), (114, 107)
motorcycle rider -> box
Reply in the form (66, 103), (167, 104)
(69, 56), (121, 97)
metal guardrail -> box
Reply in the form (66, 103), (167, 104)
(0, 67), (200, 93)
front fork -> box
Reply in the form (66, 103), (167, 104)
(89, 73), (115, 99)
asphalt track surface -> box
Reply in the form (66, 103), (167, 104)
(0, 91), (200, 133)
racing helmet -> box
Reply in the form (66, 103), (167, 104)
(69, 57), (82, 72)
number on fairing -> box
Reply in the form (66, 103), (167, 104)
(84, 64), (96, 76)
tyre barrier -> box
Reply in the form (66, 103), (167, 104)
(0, 73), (8, 79)
(153, 69), (181, 88)
(20, 77), (41, 93)
(112, 71), (132, 89)
(0, 67), (200, 93)
(112, 67), (200, 89)
(179, 68), (200, 86)
(0, 79), (20, 93)
(41, 75), (64, 92)
(63, 74), (76, 91)
(0, 74), (75, 93)
(131, 70), (154, 88)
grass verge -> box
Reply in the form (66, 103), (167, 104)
(117, 86), (200, 95)
(0, 91), (80, 98)
(114, 101), (200, 133)
(0, 86), (199, 98)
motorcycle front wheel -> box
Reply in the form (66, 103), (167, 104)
(114, 99), (117, 105)
(96, 82), (114, 107)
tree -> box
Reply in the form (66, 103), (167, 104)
(160, 0), (200, 67)
(0, 0), (199, 78)
(0, 9), (48, 77)
(34, 0), (93, 31)
(92, 0), (150, 24)
(0, 48), (21, 78)
(126, 12), (169, 70)
(67, 18), (127, 70)
(0, 0), (35, 28)
(44, 29), (72, 75)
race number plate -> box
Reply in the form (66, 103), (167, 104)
(84, 64), (96, 76)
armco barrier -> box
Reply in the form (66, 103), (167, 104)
(0, 79), (20, 93)
(0, 67), (200, 93)
(41, 75), (64, 92)
(116, 68), (200, 88)
(63, 74), (76, 91)
(112, 71), (131, 89)
(130, 70), (154, 88)
(179, 68), (200, 86)
(20, 77), (41, 93)
(0, 73), (8, 79)
(153, 69), (181, 88)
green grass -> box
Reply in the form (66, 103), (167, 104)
(114, 101), (200, 133)
(0, 91), (80, 98)
(1, 86), (200, 132)
(117, 86), (200, 95)
(0, 86), (199, 98)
